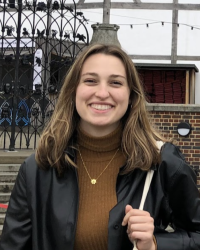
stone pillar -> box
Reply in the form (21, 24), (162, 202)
(89, 24), (121, 47)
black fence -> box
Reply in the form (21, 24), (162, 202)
(0, 0), (89, 150)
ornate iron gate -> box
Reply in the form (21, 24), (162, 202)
(0, 0), (89, 150)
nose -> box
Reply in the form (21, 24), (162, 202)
(95, 83), (110, 99)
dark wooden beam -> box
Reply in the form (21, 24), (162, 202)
(129, 55), (200, 61)
(78, 0), (85, 3)
(75, 3), (103, 9)
(75, 3), (200, 11)
(129, 55), (171, 60)
(171, 0), (178, 64)
(4, 2), (200, 11)
(177, 56), (200, 61)
(103, 0), (111, 23)
(111, 3), (200, 10)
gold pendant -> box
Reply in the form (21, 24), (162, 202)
(91, 179), (96, 184)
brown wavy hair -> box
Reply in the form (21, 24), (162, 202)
(36, 44), (166, 175)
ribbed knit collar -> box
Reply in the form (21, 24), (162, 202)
(77, 124), (122, 152)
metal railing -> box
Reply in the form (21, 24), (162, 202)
(0, 0), (89, 150)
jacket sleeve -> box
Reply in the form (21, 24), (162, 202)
(0, 161), (32, 250)
(155, 144), (200, 250)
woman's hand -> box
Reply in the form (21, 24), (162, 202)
(122, 205), (156, 250)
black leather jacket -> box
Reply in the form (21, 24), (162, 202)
(0, 143), (200, 250)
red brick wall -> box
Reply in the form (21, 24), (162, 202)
(149, 110), (200, 190)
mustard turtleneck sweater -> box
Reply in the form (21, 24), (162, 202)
(73, 125), (127, 250)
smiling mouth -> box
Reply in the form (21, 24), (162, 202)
(90, 104), (113, 110)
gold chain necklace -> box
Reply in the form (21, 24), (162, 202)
(78, 146), (119, 185)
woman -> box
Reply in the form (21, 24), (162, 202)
(0, 44), (200, 250)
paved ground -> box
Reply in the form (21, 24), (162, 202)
(0, 149), (35, 164)
(0, 149), (35, 157)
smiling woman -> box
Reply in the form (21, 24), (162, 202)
(76, 53), (130, 136)
(0, 44), (200, 250)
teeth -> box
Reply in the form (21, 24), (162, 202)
(91, 104), (112, 110)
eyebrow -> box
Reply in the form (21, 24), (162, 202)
(81, 72), (126, 79)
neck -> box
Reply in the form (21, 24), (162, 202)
(79, 122), (120, 137)
(77, 122), (123, 153)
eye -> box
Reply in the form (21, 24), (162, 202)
(111, 80), (122, 86)
(84, 78), (96, 84)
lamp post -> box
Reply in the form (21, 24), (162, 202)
(90, 0), (121, 47)
(90, 23), (121, 47)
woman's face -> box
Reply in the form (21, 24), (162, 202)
(76, 53), (130, 137)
